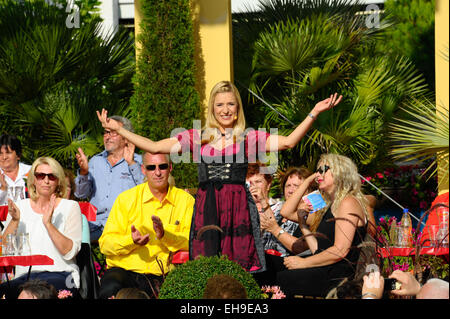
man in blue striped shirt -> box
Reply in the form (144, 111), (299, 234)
(75, 116), (145, 242)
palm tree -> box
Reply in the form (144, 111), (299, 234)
(0, 0), (134, 169)
(236, 1), (430, 174)
(389, 96), (449, 188)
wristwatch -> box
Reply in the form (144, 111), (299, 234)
(276, 229), (285, 238)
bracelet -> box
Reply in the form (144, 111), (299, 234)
(307, 113), (315, 119)
(361, 292), (377, 299)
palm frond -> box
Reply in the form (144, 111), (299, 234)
(390, 97), (449, 186)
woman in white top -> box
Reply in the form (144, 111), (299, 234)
(0, 157), (82, 299)
(0, 135), (31, 207)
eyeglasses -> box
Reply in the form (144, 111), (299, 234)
(34, 172), (58, 181)
(145, 163), (169, 171)
(316, 165), (330, 175)
(103, 130), (119, 137)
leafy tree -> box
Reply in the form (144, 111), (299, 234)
(379, 0), (435, 91)
(0, 0), (134, 170)
(129, 0), (200, 188)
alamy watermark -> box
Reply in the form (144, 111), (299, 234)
(65, 0), (80, 29)
(169, 120), (279, 175)
(365, 4), (381, 29)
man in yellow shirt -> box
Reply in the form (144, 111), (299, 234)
(98, 152), (195, 298)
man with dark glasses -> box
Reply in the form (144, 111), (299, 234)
(74, 115), (144, 242)
(98, 152), (195, 299)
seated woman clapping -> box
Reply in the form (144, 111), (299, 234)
(0, 157), (82, 299)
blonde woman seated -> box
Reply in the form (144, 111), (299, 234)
(276, 154), (368, 298)
(0, 157), (82, 299)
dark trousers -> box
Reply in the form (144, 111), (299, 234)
(0, 271), (79, 299)
(252, 253), (286, 287)
(99, 267), (164, 299)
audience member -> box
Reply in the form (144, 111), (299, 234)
(251, 165), (321, 286)
(64, 169), (89, 244)
(325, 277), (363, 299)
(258, 166), (318, 257)
(0, 134), (31, 207)
(75, 115), (144, 241)
(98, 152), (195, 299)
(362, 269), (449, 299)
(275, 153), (369, 298)
(17, 279), (58, 299)
(203, 274), (248, 299)
(0, 157), (82, 299)
(114, 287), (150, 299)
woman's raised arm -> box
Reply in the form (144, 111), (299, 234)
(280, 174), (316, 222)
(265, 93), (342, 152)
(97, 109), (181, 154)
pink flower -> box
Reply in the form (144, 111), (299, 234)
(58, 290), (73, 299)
(420, 201), (428, 209)
(376, 173), (384, 179)
(272, 290), (286, 299)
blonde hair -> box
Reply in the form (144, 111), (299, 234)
(317, 153), (368, 222)
(27, 157), (67, 200)
(202, 81), (246, 144)
(309, 154), (368, 231)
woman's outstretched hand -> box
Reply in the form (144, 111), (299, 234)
(96, 108), (122, 131)
(313, 93), (343, 114)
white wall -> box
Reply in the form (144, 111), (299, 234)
(231, 0), (385, 13)
(98, 0), (386, 36)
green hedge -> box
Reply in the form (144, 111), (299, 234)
(159, 255), (263, 299)
(129, 0), (200, 188)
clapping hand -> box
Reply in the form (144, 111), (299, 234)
(7, 198), (20, 221)
(42, 193), (57, 227)
(152, 215), (164, 240)
(75, 147), (89, 175)
(131, 225), (150, 246)
(123, 141), (136, 166)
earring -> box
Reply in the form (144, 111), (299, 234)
(234, 115), (238, 120)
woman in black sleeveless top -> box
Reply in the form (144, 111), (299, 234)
(276, 153), (368, 298)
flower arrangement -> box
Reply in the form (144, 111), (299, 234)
(375, 215), (448, 283)
(362, 164), (437, 211)
(261, 286), (286, 299)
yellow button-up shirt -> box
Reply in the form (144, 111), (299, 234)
(99, 183), (195, 275)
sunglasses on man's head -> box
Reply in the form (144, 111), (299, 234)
(34, 172), (58, 181)
(316, 165), (330, 175)
(145, 163), (169, 171)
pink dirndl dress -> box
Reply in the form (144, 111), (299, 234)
(176, 129), (269, 273)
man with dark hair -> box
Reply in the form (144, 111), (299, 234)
(0, 134), (31, 208)
(75, 115), (145, 241)
(17, 279), (58, 299)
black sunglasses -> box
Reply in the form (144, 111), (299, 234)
(145, 163), (169, 171)
(35, 172), (58, 181)
(316, 165), (330, 175)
